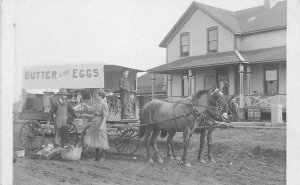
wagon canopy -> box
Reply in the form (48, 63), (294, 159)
(22, 63), (143, 90)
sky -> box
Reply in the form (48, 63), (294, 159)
(14, 0), (264, 99)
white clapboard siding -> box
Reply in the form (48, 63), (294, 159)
(238, 29), (286, 51)
(167, 9), (234, 63)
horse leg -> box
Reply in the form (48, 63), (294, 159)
(167, 130), (177, 160)
(145, 128), (154, 164)
(207, 129), (216, 163)
(181, 129), (192, 167)
(197, 129), (207, 163)
(150, 129), (163, 163)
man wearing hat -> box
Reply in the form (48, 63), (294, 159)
(119, 69), (135, 119)
(48, 88), (77, 147)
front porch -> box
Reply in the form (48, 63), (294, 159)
(147, 47), (286, 122)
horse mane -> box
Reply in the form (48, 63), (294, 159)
(192, 89), (209, 102)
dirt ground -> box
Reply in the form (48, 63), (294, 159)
(13, 122), (286, 185)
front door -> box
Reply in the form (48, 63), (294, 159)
(217, 67), (229, 95)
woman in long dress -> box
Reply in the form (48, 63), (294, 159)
(82, 91), (109, 162)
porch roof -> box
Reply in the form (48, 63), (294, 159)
(241, 46), (286, 64)
(148, 51), (240, 74)
(147, 46), (286, 74)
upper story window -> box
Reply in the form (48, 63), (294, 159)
(207, 27), (218, 53)
(180, 32), (190, 57)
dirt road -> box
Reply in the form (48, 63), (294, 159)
(13, 123), (286, 185)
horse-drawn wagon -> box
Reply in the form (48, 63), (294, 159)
(19, 63), (143, 155)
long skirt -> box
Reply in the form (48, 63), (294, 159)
(83, 117), (109, 149)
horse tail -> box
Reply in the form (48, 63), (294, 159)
(160, 129), (168, 138)
(139, 115), (146, 138)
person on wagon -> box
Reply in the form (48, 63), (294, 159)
(82, 90), (109, 162)
(47, 88), (77, 147)
(119, 69), (135, 119)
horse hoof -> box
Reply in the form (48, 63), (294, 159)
(183, 162), (192, 168)
(149, 158), (154, 164)
(209, 158), (217, 163)
(158, 157), (164, 164)
(199, 159), (206, 164)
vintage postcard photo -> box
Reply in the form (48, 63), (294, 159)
(1, 0), (300, 184)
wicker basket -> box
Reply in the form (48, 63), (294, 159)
(60, 146), (82, 161)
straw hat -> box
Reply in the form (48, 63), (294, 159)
(57, 88), (69, 95)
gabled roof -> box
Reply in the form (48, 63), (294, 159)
(147, 46), (286, 73)
(159, 1), (286, 47)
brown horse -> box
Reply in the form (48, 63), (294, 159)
(160, 95), (239, 164)
(139, 88), (229, 167)
(196, 95), (239, 163)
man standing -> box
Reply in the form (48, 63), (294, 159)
(119, 69), (135, 119)
(48, 89), (77, 147)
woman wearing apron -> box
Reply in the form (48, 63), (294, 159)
(83, 90), (109, 162)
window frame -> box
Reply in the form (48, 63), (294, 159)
(207, 27), (218, 53)
(180, 32), (190, 57)
(263, 63), (279, 95)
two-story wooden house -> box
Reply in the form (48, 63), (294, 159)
(147, 0), (286, 120)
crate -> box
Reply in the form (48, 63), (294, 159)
(248, 107), (261, 121)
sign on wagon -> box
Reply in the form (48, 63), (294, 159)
(22, 63), (104, 89)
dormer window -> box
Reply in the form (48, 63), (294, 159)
(207, 27), (218, 53)
(180, 32), (189, 57)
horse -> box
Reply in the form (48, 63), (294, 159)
(160, 95), (239, 164)
(196, 95), (239, 163)
(139, 88), (229, 167)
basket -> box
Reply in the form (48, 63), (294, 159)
(16, 147), (25, 158)
(60, 146), (82, 161)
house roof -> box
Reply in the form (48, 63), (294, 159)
(147, 46), (286, 73)
(159, 1), (286, 47)
(137, 73), (166, 94)
(240, 46), (286, 63)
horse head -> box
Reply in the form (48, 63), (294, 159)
(192, 87), (230, 123)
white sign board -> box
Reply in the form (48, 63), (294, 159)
(22, 63), (104, 89)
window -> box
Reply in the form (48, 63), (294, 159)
(264, 66), (278, 95)
(180, 33), (189, 57)
(207, 27), (218, 53)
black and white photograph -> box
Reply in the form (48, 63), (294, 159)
(1, 0), (300, 184)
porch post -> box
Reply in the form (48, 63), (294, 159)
(151, 73), (155, 100)
(168, 74), (172, 97)
(247, 65), (252, 95)
(188, 69), (193, 96)
(238, 64), (245, 108)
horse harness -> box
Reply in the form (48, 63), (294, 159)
(143, 89), (227, 130)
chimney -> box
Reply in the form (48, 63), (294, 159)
(265, 0), (285, 10)
(264, 0), (270, 10)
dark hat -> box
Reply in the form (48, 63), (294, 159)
(57, 88), (69, 95)
(98, 91), (106, 98)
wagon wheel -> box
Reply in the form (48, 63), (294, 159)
(68, 122), (79, 146)
(114, 127), (140, 155)
(19, 120), (45, 152)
